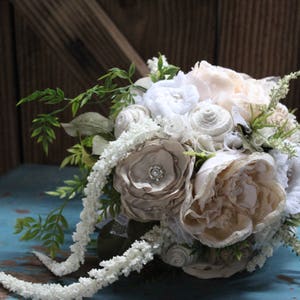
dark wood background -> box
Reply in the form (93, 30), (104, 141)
(0, 0), (299, 175)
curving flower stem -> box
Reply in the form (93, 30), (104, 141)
(31, 117), (162, 276)
(0, 227), (165, 300)
(0, 118), (168, 300)
(0, 117), (163, 299)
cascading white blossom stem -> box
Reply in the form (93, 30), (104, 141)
(32, 117), (162, 277)
(0, 226), (165, 300)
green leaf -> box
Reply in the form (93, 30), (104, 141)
(61, 112), (113, 137)
(17, 88), (65, 106)
(47, 172), (88, 200)
(60, 215), (68, 229)
(128, 63), (135, 78)
(149, 53), (180, 82)
(30, 114), (61, 155)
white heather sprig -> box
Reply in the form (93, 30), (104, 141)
(246, 244), (275, 272)
(246, 233), (282, 272)
(33, 117), (162, 277)
(0, 226), (165, 300)
(276, 224), (300, 256)
(269, 70), (300, 108)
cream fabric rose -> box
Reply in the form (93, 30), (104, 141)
(267, 103), (300, 142)
(188, 103), (233, 149)
(114, 139), (192, 221)
(285, 148), (300, 214)
(187, 61), (277, 121)
(114, 105), (150, 138)
(137, 72), (199, 118)
(161, 244), (198, 267)
(180, 151), (285, 248)
(271, 147), (300, 214)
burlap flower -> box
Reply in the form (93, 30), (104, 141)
(114, 139), (192, 221)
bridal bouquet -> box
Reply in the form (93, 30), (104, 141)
(1, 55), (300, 299)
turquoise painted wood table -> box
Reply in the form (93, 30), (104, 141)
(0, 165), (300, 300)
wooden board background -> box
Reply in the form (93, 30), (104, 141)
(0, 0), (299, 174)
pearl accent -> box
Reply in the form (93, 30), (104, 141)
(149, 165), (165, 182)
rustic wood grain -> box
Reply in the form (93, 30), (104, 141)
(0, 0), (20, 174)
(2, 0), (300, 167)
(14, 0), (147, 81)
(218, 0), (300, 112)
(14, 9), (86, 164)
(98, 0), (218, 72)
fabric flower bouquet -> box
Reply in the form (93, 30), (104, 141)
(1, 55), (300, 299)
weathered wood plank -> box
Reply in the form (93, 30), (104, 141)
(0, 0), (20, 174)
(14, 0), (147, 81)
(99, 0), (218, 72)
(14, 10), (86, 164)
(12, 0), (149, 164)
(218, 0), (300, 112)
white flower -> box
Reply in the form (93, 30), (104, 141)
(181, 151), (286, 248)
(0, 227), (164, 300)
(267, 103), (300, 142)
(224, 132), (243, 150)
(33, 117), (162, 277)
(187, 61), (277, 121)
(270, 147), (300, 214)
(156, 114), (190, 143)
(147, 55), (169, 73)
(269, 149), (289, 189)
(113, 139), (192, 221)
(161, 244), (198, 267)
(138, 72), (199, 118)
(187, 102), (233, 149)
(130, 77), (153, 104)
(114, 105), (150, 138)
(285, 147), (300, 214)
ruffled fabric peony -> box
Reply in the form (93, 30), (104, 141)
(114, 139), (193, 221)
(187, 61), (277, 121)
(180, 152), (286, 248)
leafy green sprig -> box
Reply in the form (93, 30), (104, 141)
(241, 71), (300, 156)
(269, 71), (300, 108)
(278, 214), (300, 256)
(184, 150), (215, 171)
(150, 54), (180, 82)
(15, 55), (177, 257)
(46, 173), (88, 200)
(60, 136), (96, 169)
(216, 240), (251, 261)
(17, 63), (139, 154)
(15, 205), (68, 258)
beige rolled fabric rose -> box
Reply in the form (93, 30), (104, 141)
(188, 103), (233, 150)
(180, 151), (285, 248)
(114, 105), (150, 138)
(114, 139), (192, 222)
(161, 244), (198, 267)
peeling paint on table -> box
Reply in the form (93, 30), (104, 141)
(1, 164), (300, 300)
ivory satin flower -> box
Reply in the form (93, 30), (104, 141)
(187, 61), (277, 120)
(181, 151), (286, 248)
(114, 139), (192, 222)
